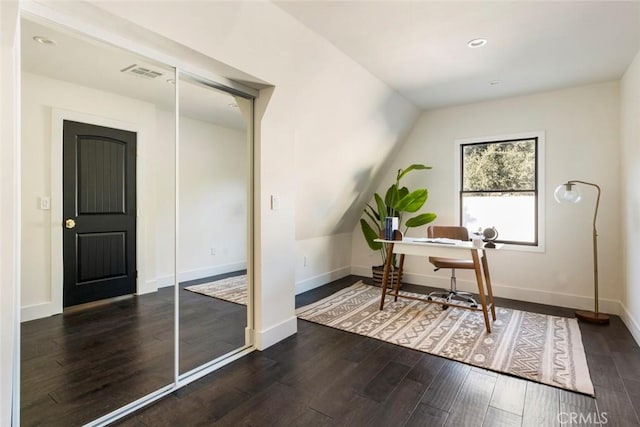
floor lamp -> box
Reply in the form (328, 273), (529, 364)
(554, 180), (610, 324)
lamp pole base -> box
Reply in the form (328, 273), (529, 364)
(575, 310), (610, 325)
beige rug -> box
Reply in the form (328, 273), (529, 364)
(185, 275), (247, 305)
(295, 281), (595, 396)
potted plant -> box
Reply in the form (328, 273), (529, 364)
(360, 164), (437, 287)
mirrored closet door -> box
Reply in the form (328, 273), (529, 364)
(19, 12), (255, 426)
(177, 74), (253, 375)
(19, 17), (177, 425)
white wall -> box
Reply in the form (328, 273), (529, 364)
(621, 50), (640, 343)
(353, 82), (623, 314)
(93, 0), (419, 348)
(0, 1), (19, 424)
(151, 108), (176, 287)
(178, 116), (247, 283)
(295, 233), (353, 294)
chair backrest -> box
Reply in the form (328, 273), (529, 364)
(427, 225), (470, 241)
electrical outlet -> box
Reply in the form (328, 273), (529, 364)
(39, 196), (51, 210)
(210, 248), (216, 256)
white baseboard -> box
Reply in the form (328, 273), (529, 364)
(254, 315), (297, 351)
(155, 276), (175, 289)
(23, 262), (247, 321)
(21, 302), (60, 322)
(23, 276), (160, 321)
(295, 266), (351, 295)
(620, 303), (640, 347)
(155, 261), (247, 288)
(351, 265), (621, 315)
(138, 280), (157, 295)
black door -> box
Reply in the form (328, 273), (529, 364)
(63, 120), (137, 307)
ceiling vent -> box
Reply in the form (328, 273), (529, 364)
(120, 64), (163, 79)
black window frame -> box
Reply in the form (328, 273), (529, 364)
(459, 136), (539, 246)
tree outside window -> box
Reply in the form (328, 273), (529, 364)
(460, 137), (538, 246)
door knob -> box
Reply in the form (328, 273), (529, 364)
(65, 219), (76, 229)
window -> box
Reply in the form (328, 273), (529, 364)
(456, 132), (544, 248)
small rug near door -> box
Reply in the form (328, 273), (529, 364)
(295, 281), (594, 396)
(185, 275), (247, 305)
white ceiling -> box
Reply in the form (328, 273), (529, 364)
(22, 2), (640, 119)
(275, 1), (640, 109)
(21, 19), (247, 130)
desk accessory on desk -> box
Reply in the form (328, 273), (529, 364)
(384, 217), (399, 240)
(481, 227), (498, 248)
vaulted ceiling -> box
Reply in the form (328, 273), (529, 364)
(22, 1), (640, 243)
(28, 2), (640, 118)
(275, 1), (640, 109)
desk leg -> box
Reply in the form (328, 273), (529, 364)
(471, 250), (491, 333)
(379, 242), (395, 310)
(481, 250), (497, 321)
(393, 254), (405, 302)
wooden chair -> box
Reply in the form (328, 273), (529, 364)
(426, 225), (478, 309)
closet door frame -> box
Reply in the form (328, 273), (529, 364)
(15, 3), (258, 427)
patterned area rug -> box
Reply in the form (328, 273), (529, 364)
(295, 281), (595, 396)
(185, 275), (247, 305)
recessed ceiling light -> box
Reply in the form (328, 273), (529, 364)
(166, 78), (176, 85)
(33, 35), (56, 46)
(489, 80), (501, 86)
(467, 38), (487, 48)
(228, 103), (239, 109)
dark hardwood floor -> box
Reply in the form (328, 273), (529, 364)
(20, 271), (246, 427)
(22, 274), (640, 426)
(179, 271), (248, 373)
(113, 276), (640, 427)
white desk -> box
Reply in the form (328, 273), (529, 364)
(375, 237), (499, 333)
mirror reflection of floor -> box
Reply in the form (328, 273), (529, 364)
(179, 271), (247, 374)
(20, 271), (246, 427)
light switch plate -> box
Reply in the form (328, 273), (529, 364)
(270, 195), (280, 211)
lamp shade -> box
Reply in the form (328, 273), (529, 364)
(554, 183), (582, 203)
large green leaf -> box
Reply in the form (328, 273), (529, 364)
(374, 193), (387, 223)
(364, 207), (381, 230)
(360, 219), (382, 250)
(384, 184), (399, 211)
(360, 163), (435, 258)
(395, 189), (428, 213)
(398, 186), (409, 203)
(397, 164), (432, 182)
(365, 204), (380, 222)
(405, 212), (437, 228)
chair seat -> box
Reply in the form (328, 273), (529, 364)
(428, 256), (475, 270)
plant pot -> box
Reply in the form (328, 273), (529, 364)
(371, 265), (403, 289)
